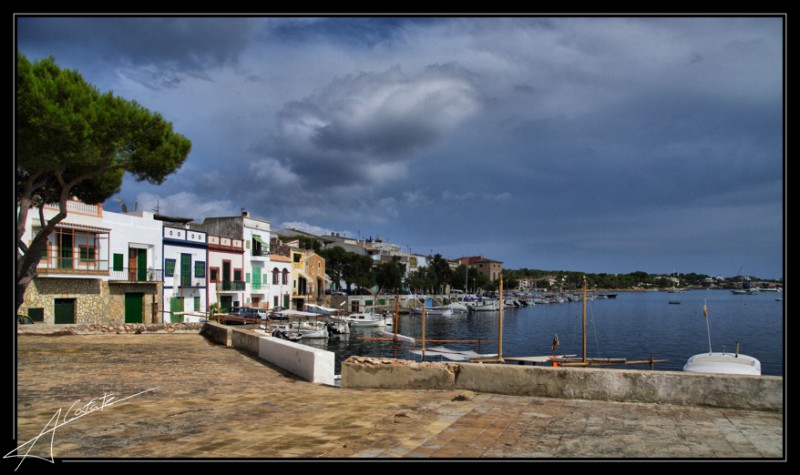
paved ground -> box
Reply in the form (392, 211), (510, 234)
(12, 333), (784, 462)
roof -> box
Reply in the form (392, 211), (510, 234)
(270, 254), (291, 263)
(55, 222), (111, 233)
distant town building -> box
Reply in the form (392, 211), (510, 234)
(458, 256), (504, 281)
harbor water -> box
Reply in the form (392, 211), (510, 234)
(302, 289), (784, 376)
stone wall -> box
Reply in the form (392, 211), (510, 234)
(17, 322), (204, 335)
(21, 278), (162, 325)
(342, 357), (784, 412)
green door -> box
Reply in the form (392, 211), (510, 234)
(220, 296), (232, 313)
(181, 254), (192, 287)
(170, 297), (184, 323)
(59, 234), (73, 269)
(222, 261), (231, 289)
(54, 299), (75, 324)
(252, 268), (261, 290)
(137, 249), (147, 281)
(283, 295), (290, 308)
(125, 293), (144, 323)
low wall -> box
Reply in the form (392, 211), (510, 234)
(200, 321), (232, 346)
(258, 337), (335, 386)
(342, 357), (783, 412)
(200, 322), (335, 386)
(17, 322), (204, 335)
(231, 327), (261, 355)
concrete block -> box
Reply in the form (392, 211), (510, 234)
(258, 336), (335, 386)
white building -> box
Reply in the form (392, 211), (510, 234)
(268, 253), (292, 309)
(19, 200), (112, 324)
(206, 234), (245, 312)
(104, 210), (164, 323)
(161, 224), (207, 322)
(194, 211), (272, 308)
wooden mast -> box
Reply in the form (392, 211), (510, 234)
(582, 275), (587, 364)
(498, 273), (504, 361)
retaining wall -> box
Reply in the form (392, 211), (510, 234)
(342, 357), (783, 412)
(258, 337), (335, 386)
(201, 322), (335, 386)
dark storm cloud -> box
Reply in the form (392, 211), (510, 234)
(266, 64), (482, 187)
(17, 17), (261, 70)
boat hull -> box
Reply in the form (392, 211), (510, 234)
(683, 352), (761, 376)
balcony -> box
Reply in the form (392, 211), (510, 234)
(37, 256), (109, 276)
(109, 268), (163, 282)
(250, 282), (268, 292)
(220, 281), (246, 291)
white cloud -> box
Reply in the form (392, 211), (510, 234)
(249, 158), (300, 186)
(135, 191), (238, 220)
(278, 221), (352, 238)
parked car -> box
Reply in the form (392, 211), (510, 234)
(230, 307), (268, 320)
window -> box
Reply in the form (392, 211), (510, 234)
(113, 253), (124, 271)
(234, 269), (242, 282)
(246, 272), (250, 283)
(272, 268), (279, 285)
(28, 308), (44, 322)
(293, 253), (301, 263)
(79, 245), (95, 261)
(210, 268), (219, 283)
(282, 269), (289, 285)
(194, 296), (200, 311)
(165, 259), (176, 277)
(195, 261), (206, 278)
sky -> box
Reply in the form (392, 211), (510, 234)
(16, 16), (785, 279)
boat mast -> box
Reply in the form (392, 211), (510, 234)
(704, 299), (713, 354)
(582, 275), (587, 364)
(498, 273), (504, 361)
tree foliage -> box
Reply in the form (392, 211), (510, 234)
(16, 53), (191, 312)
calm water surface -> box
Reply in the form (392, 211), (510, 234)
(302, 290), (784, 376)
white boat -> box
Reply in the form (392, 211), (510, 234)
(444, 302), (469, 313)
(731, 288), (759, 295)
(683, 301), (761, 376)
(683, 352), (761, 376)
(343, 312), (387, 328)
(466, 300), (499, 312)
(409, 306), (453, 316)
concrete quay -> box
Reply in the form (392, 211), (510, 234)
(13, 333), (784, 461)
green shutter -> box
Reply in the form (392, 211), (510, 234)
(165, 259), (175, 276)
(194, 296), (200, 311)
(195, 261), (205, 278)
(113, 253), (124, 271)
(181, 254), (191, 287)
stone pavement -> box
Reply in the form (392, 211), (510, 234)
(12, 333), (784, 461)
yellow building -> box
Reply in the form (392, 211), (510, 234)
(290, 248), (326, 309)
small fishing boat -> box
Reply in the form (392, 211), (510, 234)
(683, 301), (761, 376)
(409, 306), (454, 316)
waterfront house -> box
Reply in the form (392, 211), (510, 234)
(160, 219), (207, 322)
(206, 234), (245, 313)
(194, 211), (272, 309)
(104, 209), (164, 323)
(19, 199), (112, 324)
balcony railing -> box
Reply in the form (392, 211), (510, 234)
(220, 281), (246, 291)
(37, 256), (109, 275)
(109, 267), (163, 282)
(250, 282), (268, 291)
(251, 249), (269, 257)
